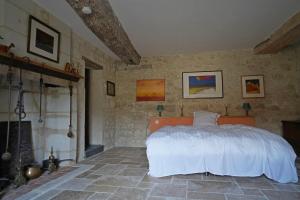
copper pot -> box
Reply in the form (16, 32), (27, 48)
(25, 165), (42, 179)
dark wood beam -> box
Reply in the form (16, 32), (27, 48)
(254, 12), (300, 54)
(66, 0), (141, 64)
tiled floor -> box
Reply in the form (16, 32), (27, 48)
(17, 148), (300, 200)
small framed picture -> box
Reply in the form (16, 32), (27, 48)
(27, 15), (60, 62)
(107, 81), (115, 96)
(241, 75), (265, 98)
(182, 71), (223, 99)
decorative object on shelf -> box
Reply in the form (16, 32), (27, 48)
(182, 71), (223, 99)
(48, 147), (57, 173)
(241, 75), (264, 98)
(67, 85), (74, 138)
(107, 81), (115, 96)
(64, 62), (79, 75)
(136, 79), (165, 101)
(0, 43), (15, 55)
(242, 102), (251, 116)
(27, 15), (60, 62)
(180, 105), (184, 117)
(156, 105), (164, 117)
(25, 165), (42, 179)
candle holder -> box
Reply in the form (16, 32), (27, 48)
(156, 105), (164, 117)
(242, 103), (251, 116)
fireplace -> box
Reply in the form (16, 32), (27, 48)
(0, 121), (34, 179)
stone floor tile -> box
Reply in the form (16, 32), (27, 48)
(202, 174), (234, 182)
(236, 179), (274, 189)
(87, 192), (111, 200)
(93, 164), (127, 175)
(58, 178), (94, 191)
(117, 168), (148, 176)
(241, 188), (263, 196)
(262, 190), (300, 200)
(172, 178), (188, 185)
(90, 163), (106, 170)
(137, 182), (155, 189)
(150, 184), (186, 198)
(187, 192), (225, 200)
(50, 190), (94, 200)
(142, 175), (172, 184)
(226, 194), (267, 200)
(147, 197), (185, 200)
(84, 185), (119, 193)
(32, 190), (63, 200)
(173, 174), (203, 180)
(271, 183), (299, 192)
(188, 180), (243, 194)
(93, 175), (141, 187)
(107, 187), (149, 200)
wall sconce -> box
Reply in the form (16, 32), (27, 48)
(156, 105), (164, 117)
(242, 103), (251, 116)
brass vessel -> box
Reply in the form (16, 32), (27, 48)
(25, 165), (42, 179)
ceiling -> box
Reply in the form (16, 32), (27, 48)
(110, 0), (300, 56)
(35, 0), (300, 58)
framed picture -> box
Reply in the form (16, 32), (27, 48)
(27, 15), (60, 62)
(107, 81), (115, 96)
(182, 71), (223, 99)
(136, 79), (165, 101)
(241, 75), (264, 98)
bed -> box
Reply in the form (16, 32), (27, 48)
(146, 115), (298, 183)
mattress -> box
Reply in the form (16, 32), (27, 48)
(146, 125), (298, 183)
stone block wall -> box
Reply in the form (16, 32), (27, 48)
(0, 0), (117, 163)
(115, 47), (300, 147)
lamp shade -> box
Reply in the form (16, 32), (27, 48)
(242, 103), (251, 111)
(156, 105), (164, 112)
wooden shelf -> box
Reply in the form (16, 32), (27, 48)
(0, 53), (82, 82)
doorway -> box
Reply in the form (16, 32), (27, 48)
(85, 68), (90, 150)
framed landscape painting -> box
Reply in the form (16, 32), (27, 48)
(182, 71), (223, 99)
(136, 79), (165, 101)
(27, 15), (60, 62)
(241, 75), (264, 98)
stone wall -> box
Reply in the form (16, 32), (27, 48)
(115, 46), (300, 147)
(0, 0), (116, 163)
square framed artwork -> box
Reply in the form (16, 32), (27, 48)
(107, 81), (115, 96)
(241, 75), (265, 98)
(27, 15), (60, 62)
(136, 79), (165, 101)
(182, 71), (223, 99)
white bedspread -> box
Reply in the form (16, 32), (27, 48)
(146, 125), (298, 183)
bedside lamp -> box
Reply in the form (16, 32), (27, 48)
(156, 105), (164, 117)
(242, 103), (251, 116)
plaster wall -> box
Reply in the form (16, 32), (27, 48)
(116, 47), (300, 147)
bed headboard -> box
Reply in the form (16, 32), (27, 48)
(148, 116), (255, 133)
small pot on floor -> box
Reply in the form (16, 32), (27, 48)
(25, 165), (42, 179)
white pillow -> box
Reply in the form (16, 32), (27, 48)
(193, 110), (220, 128)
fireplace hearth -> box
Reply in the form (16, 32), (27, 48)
(0, 121), (34, 179)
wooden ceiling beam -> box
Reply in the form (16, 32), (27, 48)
(66, 0), (141, 64)
(254, 12), (300, 54)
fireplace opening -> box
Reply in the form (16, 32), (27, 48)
(0, 121), (34, 180)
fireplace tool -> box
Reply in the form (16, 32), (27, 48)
(14, 69), (27, 187)
(38, 74), (43, 123)
(67, 85), (73, 138)
(1, 67), (13, 161)
(48, 146), (57, 173)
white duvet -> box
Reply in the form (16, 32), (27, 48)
(146, 125), (298, 183)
